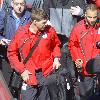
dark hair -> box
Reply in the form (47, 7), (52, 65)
(31, 8), (48, 21)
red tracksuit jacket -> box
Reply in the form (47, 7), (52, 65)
(7, 22), (61, 86)
(68, 19), (100, 76)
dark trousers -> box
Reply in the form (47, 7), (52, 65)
(21, 70), (50, 100)
(46, 72), (67, 100)
(21, 85), (49, 100)
(58, 34), (80, 100)
(45, 51), (80, 100)
(60, 51), (80, 100)
(78, 75), (96, 100)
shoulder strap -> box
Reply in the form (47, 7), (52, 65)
(23, 32), (44, 64)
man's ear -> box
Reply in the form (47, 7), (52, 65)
(33, 20), (37, 25)
(84, 12), (87, 18)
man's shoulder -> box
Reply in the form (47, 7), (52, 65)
(71, 19), (85, 35)
(23, 10), (31, 18)
(14, 23), (30, 38)
(18, 23), (30, 32)
(45, 25), (56, 33)
(76, 19), (85, 27)
(73, 19), (85, 30)
(12, 23), (30, 41)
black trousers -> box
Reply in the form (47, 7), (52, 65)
(61, 52), (80, 100)
(57, 34), (80, 100)
(46, 71), (67, 100)
(78, 75), (96, 100)
(21, 70), (50, 100)
(21, 85), (50, 100)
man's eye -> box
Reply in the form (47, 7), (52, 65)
(87, 16), (97, 18)
(14, 3), (25, 6)
(93, 16), (97, 18)
(14, 3), (18, 6)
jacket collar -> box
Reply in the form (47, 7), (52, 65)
(9, 9), (31, 20)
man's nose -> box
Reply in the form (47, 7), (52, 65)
(90, 18), (96, 21)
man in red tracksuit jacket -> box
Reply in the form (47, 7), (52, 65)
(68, 4), (100, 99)
(7, 9), (61, 100)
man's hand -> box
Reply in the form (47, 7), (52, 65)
(53, 58), (61, 69)
(21, 70), (32, 82)
(0, 38), (11, 45)
(75, 59), (83, 68)
(70, 6), (83, 16)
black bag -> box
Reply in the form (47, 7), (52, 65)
(93, 55), (100, 74)
(85, 58), (95, 74)
(10, 71), (22, 89)
(46, 67), (72, 100)
(10, 33), (44, 89)
(86, 55), (100, 74)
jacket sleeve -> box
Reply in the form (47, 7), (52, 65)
(0, 10), (5, 33)
(50, 27), (61, 58)
(68, 25), (81, 61)
(0, 10), (7, 40)
(7, 31), (26, 74)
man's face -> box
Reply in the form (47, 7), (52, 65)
(85, 10), (98, 26)
(35, 19), (48, 31)
(12, 0), (25, 14)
